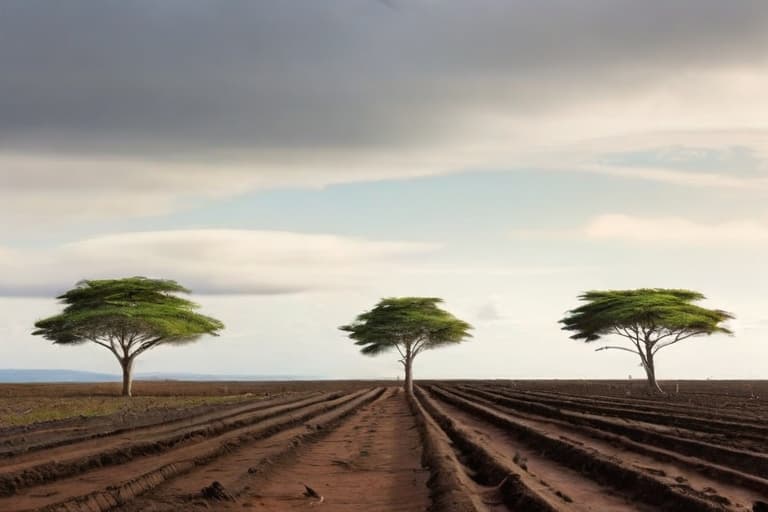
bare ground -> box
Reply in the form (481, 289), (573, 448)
(0, 380), (765, 512)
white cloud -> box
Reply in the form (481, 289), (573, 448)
(511, 213), (768, 245)
(475, 302), (505, 323)
(579, 164), (768, 191)
(584, 214), (768, 244)
(580, 214), (768, 246)
(0, 151), (464, 224)
(0, 230), (437, 296)
(5, 130), (767, 230)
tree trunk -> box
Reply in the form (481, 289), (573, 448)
(121, 358), (134, 397)
(643, 350), (664, 395)
(404, 357), (414, 395)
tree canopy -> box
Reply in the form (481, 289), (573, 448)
(340, 297), (472, 393)
(560, 288), (734, 393)
(33, 277), (224, 396)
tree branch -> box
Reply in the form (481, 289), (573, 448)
(652, 330), (707, 355)
(91, 338), (118, 356)
(612, 326), (636, 342)
(412, 335), (429, 357)
(132, 337), (165, 358)
(125, 332), (139, 351)
(596, 345), (641, 355)
(651, 329), (678, 345)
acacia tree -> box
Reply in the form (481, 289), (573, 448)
(560, 289), (734, 394)
(340, 297), (472, 395)
(33, 277), (224, 397)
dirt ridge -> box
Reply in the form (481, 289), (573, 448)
(35, 388), (385, 512)
(0, 391), (353, 497)
(449, 385), (768, 478)
(429, 385), (732, 511)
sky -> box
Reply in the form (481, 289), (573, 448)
(1, 1), (767, 381)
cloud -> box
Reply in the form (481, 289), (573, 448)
(511, 214), (768, 246)
(740, 317), (768, 331)
(0, 151), (471, 225)
(582, 164), (768, 191)
(0, 230), (437, 296)
(1, 1), (768, 223)
(512, 213), (768, 245)
(584, 214), (768, 244)
(475, 302), (504, 323)
(595, 145), (765, 174)
(4, 1), (764, 151)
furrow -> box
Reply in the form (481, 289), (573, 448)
(0, 392), (315, 460)
(461, 384), (768, 440)
(40, 388), (386, 512)
(429, 386), (738, 512)
(0, 391), (345, 496)
(415, 386), (574, 511)
(447, 385), (768, 479)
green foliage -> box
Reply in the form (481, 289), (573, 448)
(560, 288), (734, 343)
(339, 297), (472, 357)
(33, 277), (224, 352)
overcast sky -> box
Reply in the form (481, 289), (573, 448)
(1, 1), (767, 380)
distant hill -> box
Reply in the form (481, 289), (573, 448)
(0, 369), (119, 383)
(136, 372), (322, 381)
(0, 369), (321, 383)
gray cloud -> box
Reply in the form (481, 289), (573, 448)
(2, 1), (767, 155)
(1, 1), (767, 226)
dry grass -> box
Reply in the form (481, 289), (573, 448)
(0, 380), (383, 398)
(0, 380), (385, 427)
(0, 394), (254, 427)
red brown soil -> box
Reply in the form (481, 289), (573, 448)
(226, 388), (429, 511)
(0, 380), (765, 512)
(429, 386), (764, 509)
(0, 390), (366, 511)
(0, 380), (382, 399)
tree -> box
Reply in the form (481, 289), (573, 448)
(559, 289), (734, 394)
(33, 277), (224, 396)
(340, 297), (472, 394)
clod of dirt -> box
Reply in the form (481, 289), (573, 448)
(330, 458), (354, 469)
(635, 465), (666, 477)
(754, 501), (768, 512)
(302, 483), (324, 502)
(201, 480), (235, 501)
(512, 451), (528, 470)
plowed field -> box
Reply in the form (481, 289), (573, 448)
(0, 380), (766, 511)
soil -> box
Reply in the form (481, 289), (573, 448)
(0, 380), (764, 512)
(228, 388), (429, 511)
